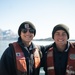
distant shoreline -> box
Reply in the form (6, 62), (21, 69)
(0, 39), (75, 41)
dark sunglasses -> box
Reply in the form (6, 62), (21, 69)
(21, 29), (35, 33)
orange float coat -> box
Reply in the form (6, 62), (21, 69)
(12, 42), (41, 75)
(47, 47), (75, 75)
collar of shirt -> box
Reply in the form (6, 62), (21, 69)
(65, 41), (70, 52)
(24, 43), (36, 51)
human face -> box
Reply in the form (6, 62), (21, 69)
(54, 30), (68, 47)
(20, 28), (35, 44)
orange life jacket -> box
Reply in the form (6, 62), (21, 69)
(47, 47), (75, 75)
(12, 42), (41, 75)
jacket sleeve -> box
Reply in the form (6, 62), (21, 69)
(40, 44), (53, 74)
(0, 46), (16, 75)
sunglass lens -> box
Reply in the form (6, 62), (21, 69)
(21, 29), (27, 33)
(29, 29), (35, 33)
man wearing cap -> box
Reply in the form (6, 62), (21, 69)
(0, 21), (43, 75)
(0, 22), (75, 75)
(43, 24), (75, 75)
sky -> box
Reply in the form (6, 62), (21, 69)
(0, 0), (75, 39)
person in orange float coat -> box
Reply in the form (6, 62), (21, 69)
(0, 21), (43, 75)
(43, 24), (75, 75)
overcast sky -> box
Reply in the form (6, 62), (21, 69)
(0, 0), (75, 39)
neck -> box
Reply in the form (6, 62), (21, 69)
(23, 41), (31, 47)
(56, 45), (66, 52)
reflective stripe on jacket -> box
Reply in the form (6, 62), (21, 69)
(47, 47), (75, 75)
(12, 42), (41, 75)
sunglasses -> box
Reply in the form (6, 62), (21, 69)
(21, 29), (35, 33)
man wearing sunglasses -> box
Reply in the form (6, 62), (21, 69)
(0, 21), (42, 75)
